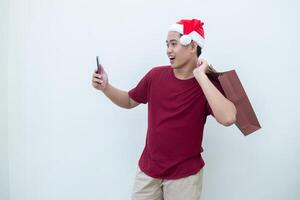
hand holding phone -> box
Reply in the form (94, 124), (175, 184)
(92, 56), (109, 92)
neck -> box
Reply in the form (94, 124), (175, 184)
(173, 58), (198, 80)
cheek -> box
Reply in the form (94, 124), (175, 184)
(176, 49), (188, 61)
(174, 46), (183, 58)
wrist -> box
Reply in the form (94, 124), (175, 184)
(102, 83), (111, 94)
(194, 71), (207, 79)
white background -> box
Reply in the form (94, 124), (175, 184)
(1, 0), (300, 199)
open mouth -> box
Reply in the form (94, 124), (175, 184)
(169, 57), (175, 62)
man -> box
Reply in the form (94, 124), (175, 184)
(92, 19), (237, 200)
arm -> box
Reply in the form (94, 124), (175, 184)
(91, 65), (140, 109)
(102, 83), (140, 109)
(193, 60), (237, 126)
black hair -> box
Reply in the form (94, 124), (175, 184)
(179, 33), (202, 57)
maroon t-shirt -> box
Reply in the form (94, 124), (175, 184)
(128, 65), (224, 179)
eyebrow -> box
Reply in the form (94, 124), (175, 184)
(165, 39), (178, 43)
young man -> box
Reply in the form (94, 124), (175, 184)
(92, 19), (237, 200)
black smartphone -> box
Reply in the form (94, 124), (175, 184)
(96, 56), (101, 74)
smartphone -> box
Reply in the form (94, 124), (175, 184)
(96, 56), (101, 74)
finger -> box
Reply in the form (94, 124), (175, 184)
(93, 72), (100, 78)
(93, 78), (102, 84)
(208, 64), (217, 72)
(97, 79), (104, 84)
(92, 81), (103, 88)
(92, 82), (99, 87)
(93, 73), (102, 78)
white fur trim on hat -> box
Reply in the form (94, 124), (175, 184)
(169, 23), (183, 34)
(179, 35), (192, 46)
(189, 31), (205, 48)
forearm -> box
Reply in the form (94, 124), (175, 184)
(195, 72), (237, 126)
(102, 83), (131, 109)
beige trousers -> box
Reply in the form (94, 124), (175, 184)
(131, 167), (204, 200)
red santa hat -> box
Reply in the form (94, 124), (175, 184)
(169, 19), (205, 48)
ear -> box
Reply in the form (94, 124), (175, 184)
(190, 41), (198, 54)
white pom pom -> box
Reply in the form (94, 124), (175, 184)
(180, 35), (192, 46)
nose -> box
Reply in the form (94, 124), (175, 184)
(166, 46), (173, 55)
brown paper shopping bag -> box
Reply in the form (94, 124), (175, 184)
(207, 66), (261, 136)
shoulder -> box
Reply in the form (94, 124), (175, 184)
(141, 65), (170, 83)
(147, 65), (170, 76)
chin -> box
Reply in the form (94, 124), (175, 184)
(171, 64), (182, 69)
(170, 63), (178, 68)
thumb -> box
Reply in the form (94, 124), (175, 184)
(99, 64), (105, 74)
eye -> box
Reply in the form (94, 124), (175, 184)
(166, 41), (177, 47)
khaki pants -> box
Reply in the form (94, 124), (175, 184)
(131, 167), (204, 200)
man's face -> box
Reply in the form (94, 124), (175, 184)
(166, 31), (196, 69)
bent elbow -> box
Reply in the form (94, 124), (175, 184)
(219, 114), (236, 126)
(223, 104), (237, 126)
(222, 114), (237, 127)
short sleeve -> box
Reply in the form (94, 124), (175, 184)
(128, 69), (153, 104)
(205, 78), (226, 116)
